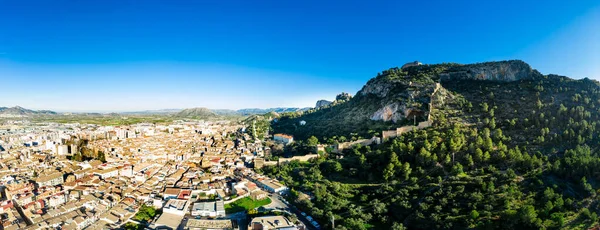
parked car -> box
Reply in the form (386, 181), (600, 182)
(307, 216), (313, 221)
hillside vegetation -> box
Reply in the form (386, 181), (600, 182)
(174, 107), (218, 119)
(262, 60), (600, 229)
(0, 106), (57, 116)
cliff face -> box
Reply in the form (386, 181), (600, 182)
(362, 61), (537, 122)
(365, 83), (439, 123)
(358, 66), (439, 123)
(315, 100), (332, 108)
(440, 60), (541, 82)
(370, 103), (407, 122)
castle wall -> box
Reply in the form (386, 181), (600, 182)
(382, 82), (438, 142)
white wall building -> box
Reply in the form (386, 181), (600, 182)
(191, 201), (225, 218)
(163, 199), (189, 216)
(57, 145), (69, 155)
(93, 168), (119, 179)
(273, 134), (294, 145)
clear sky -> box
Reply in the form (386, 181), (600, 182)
(1, 0), (599, 112)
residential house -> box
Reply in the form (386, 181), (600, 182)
(273, 134), (293, 145)
(35, 172), (64, 187)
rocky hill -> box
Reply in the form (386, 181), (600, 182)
(271, 60), (588, 140)
(272, 62), (452, 139)
(0, 106), (57, 116)
(315, 100), (332, 108)
(174, 107), (217, 119)
(211, 107), (310, 116)
(262, 60), (600, 229)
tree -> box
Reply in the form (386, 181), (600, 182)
(470, 210), (480, 220)
(383, 163), (395, 182)
(134, 204), (157, 222)
(344, 218), (367, 230)
(481, 102), (489, 112)
(451, 163), (464, 175)
(466, 155), (474, 168)
(519, 205), (538, 225)
(372, 199), (388, 215)
(390, 152), (401, 168)
(401, 162), (411, 181)
(327, 160), (343, 173)
(123, 222), (142, 230)
(307, 136), (319, 147)
(392, 222), (407, 230)
(484, 137), (494, 151)
(97, 151), (106, 163)
(581, 177), (594, 196)
(550, 213), (564, 227)
(475, 148), (484, 162)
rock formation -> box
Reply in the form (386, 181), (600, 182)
(439, 60), (541, 82)
(315, 100), (332, 108)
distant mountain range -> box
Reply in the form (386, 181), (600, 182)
(0, 106), (312, 118)
(174, 107), (311, 118)
(214, 107), (311, 116)
(174, 107), (218, 118)
(0, 106), (57, 116)
(119, 109), (183, 115)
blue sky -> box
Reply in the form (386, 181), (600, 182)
(1, 0), (599, 112)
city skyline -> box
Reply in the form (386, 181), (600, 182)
(1, 0), (599, 111)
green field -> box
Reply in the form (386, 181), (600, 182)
(224, 197), (272, 213)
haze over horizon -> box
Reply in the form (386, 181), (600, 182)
(1, 0), (599, 112)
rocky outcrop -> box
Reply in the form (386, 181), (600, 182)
(370, 102), (406, 122)
(315, 100), (332, 108)
(440, 60), (541, 82)
(335, 92), (353, 101)
(359, 79), (396, 98)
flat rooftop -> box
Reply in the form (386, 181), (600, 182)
(165, 199), (187, 211)
(186, 219), (233, 229)
(251, 215), (296, 229)
(154, 212), (183, 229)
